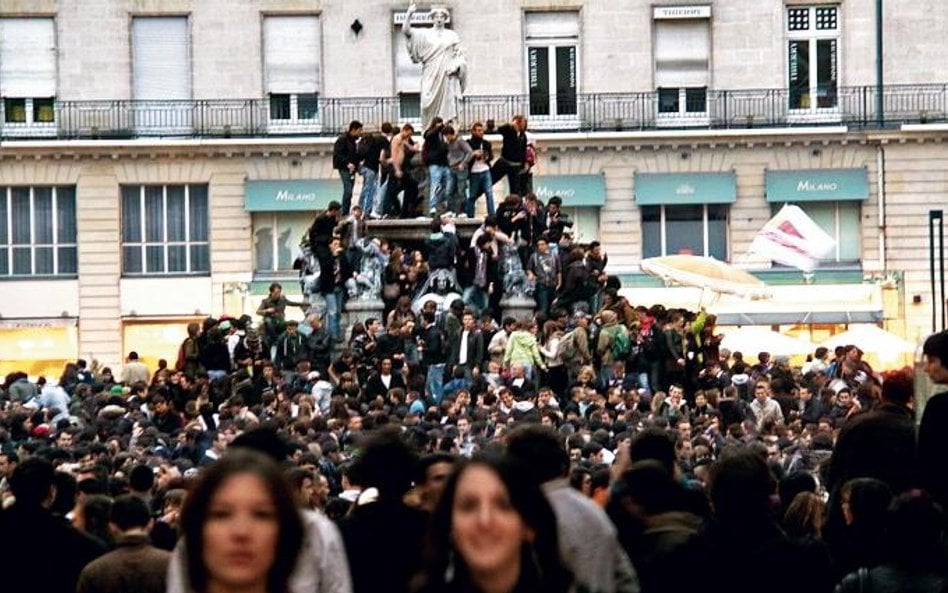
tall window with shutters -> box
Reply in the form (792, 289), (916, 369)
(131, 16), (192, 134)
(653, 15), (710, 124)
(524, 12), (579, 124)
(0, 18), (57, 136)
(264, 15), (321, 131)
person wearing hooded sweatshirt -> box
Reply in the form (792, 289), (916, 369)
(424, 218), (458, 272)
(503, 319), (547, 381)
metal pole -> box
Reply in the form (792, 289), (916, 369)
(932, 210), (945, 333)
(931, 211), (938, 334)
(940, 211), (946, 331)
(876, 0), (884, 127)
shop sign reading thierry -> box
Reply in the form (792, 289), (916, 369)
(653, 5), (712, 19)
(244, 180), (337, 212)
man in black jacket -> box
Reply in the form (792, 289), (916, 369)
(423, 118), (450, 214)
(919, 330), (948, 513)
(319, 237), (352, 343)
(416, 311), (448, 403)
(449, 310), (485, 379)
(333, 120), (363, 214)
(490, 114), (528, 196)
(828, 368), (917, 495)
(0, 458), (106, 593)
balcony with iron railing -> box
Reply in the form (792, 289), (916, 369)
(2, 84), (948, 141)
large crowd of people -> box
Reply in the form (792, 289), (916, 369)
(0, 115), (947, 593)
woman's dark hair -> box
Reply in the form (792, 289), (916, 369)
(709, 448), (776, 523)
(887, 490), (944, 567)
(504, 424), (569, 484)
(349, 426), (417, 498)
(419, 454), (572, 593)
(180, 450), (304, 593)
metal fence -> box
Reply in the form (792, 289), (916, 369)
(3, 84), (948, 140)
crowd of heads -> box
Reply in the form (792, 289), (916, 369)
(2, 116), (948, 591)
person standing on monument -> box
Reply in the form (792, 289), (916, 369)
(403, 2), (467, 126)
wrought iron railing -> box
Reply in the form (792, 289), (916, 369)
(2, 84), (948, 140)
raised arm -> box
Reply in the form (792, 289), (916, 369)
(402, 1), (416, 37)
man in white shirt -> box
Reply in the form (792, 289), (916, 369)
(748, 379), (785, 430)
(120, 351), (150, 385)
(449, 311), (484, 379)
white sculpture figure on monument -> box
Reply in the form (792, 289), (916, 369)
(403, 2), (467, 125)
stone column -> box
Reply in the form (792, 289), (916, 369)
(500, 296), (536, 323)
(342, 298), (385, 341)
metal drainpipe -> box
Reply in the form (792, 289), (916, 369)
(877, 144), (886, 273)
(876, 0), (884, 127)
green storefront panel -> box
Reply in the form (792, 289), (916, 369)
(635, 172), (737, 205)
(765, 168), (869, 202)
(531, 174), (606, 207)
(245, 179), (339, 211)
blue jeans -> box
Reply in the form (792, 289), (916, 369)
(428, 165), (451, 212)
(467, 170), (495, 217)
(535, 284), (555, 316)
(338, 169), (355, 214)
(450, 168), (468, 214)
(322, 287), (345, 342)
(359, 166), (378, 214)
(426, 363), (445, 403)
(372, 177), (388, 217)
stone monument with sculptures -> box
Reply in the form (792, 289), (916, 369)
(402, 2), (467, 125)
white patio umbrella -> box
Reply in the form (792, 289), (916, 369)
(720, 326), (818, 357)
(821, 325), (917, 356)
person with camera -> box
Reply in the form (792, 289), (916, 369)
(545, 196), (573, 257)
(465, 121), (495, 217)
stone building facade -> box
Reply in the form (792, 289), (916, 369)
(0, 0), (946, 373)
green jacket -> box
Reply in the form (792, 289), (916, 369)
(504, 330), (544, 368)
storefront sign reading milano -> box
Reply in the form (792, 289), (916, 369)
(244, 180), (337, 211)
(531, 174), (606, 207)
(765, 168), (869, 202)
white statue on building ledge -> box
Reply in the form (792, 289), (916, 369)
(403, 2), (467, 125)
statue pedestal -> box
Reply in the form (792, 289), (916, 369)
(500, 296), (536, 323)
(342, 298), (385, 342)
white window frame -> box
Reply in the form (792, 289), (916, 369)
(652, 15), (711, 128)
(770, 200), (860, 264)
(656, 87), (710, 127)
(264, 15), (322, 134)
(524, 12), (580, 130)
(0, 186), (77, 277)
(0, 18), (58, 138)
(786, 5), (841, 123)
(267, 93), (320, 128)
(561, 206), (600, 244)
(121, 184), (210, 276)
(642, 203), (729, 259)
(2, 98), (57, 137)
(131, 16), (193, 136)
(252, 211), (312, 275)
